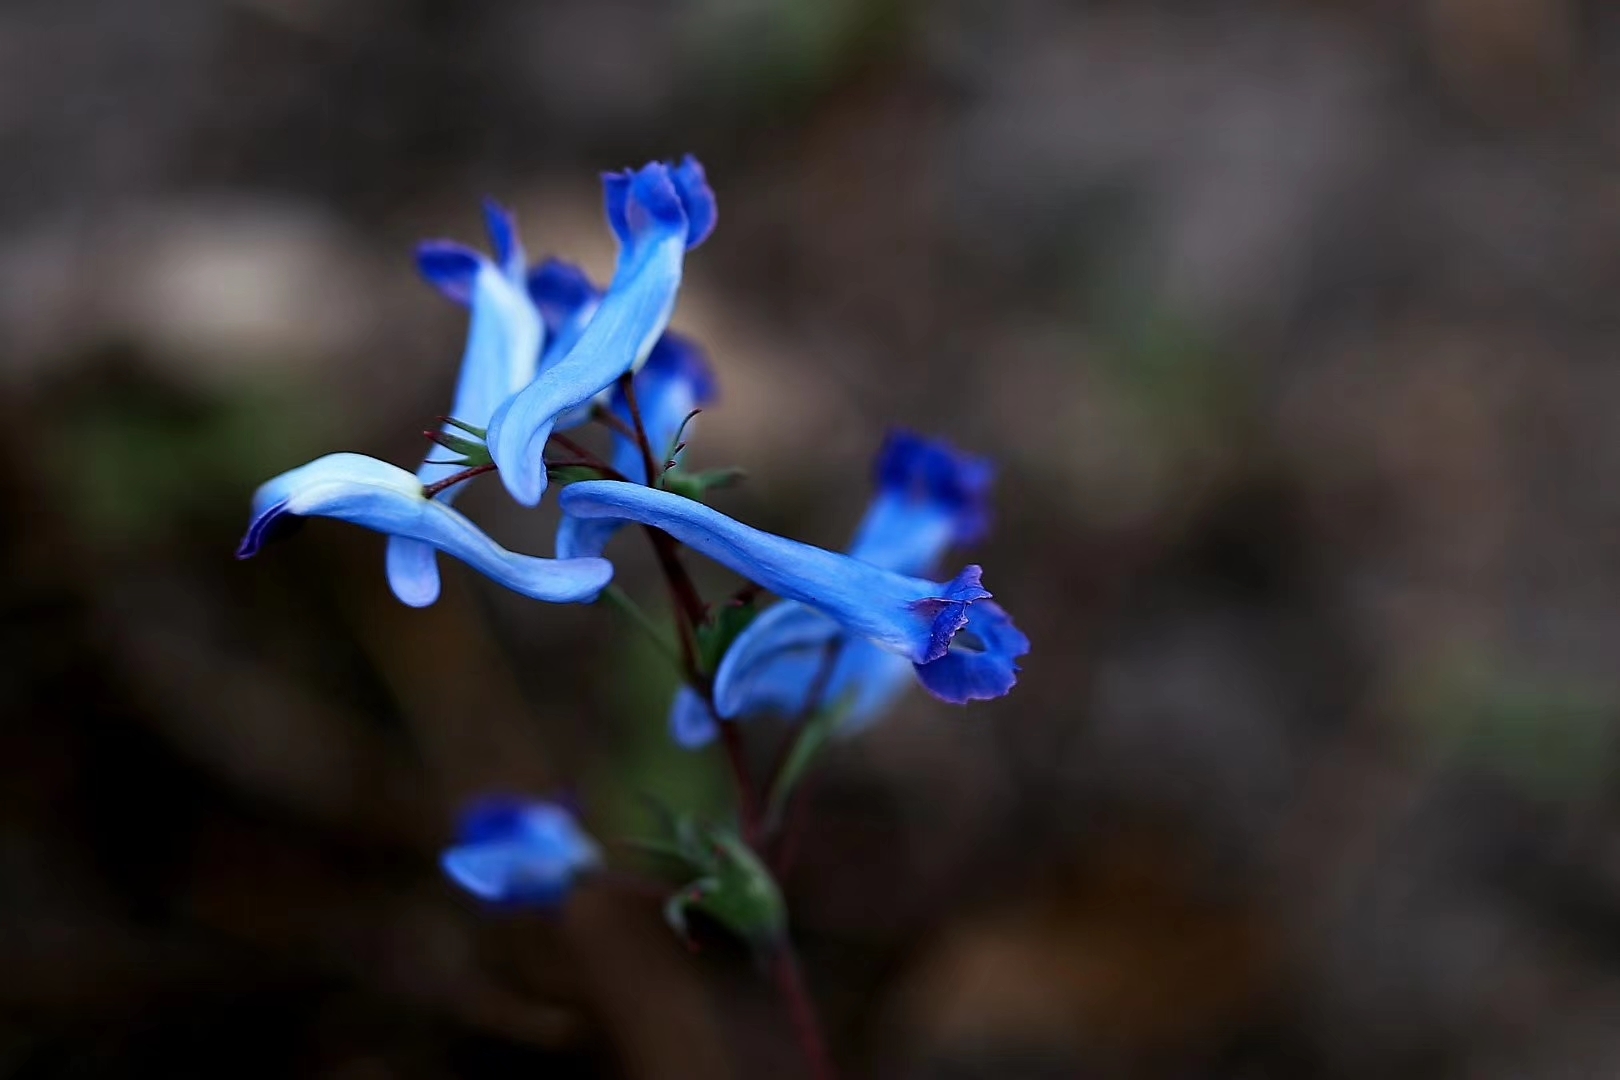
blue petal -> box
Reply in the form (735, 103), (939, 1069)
(443, 796), (601, 906)
(239, 454), (613, 606)
(384, 536), (442, 607)
(670, 155), (717, 248)
(913, 601), (1030, 704)
(488, 160), (715, 507)
(416, 256), (542, 494)
(442, 842), (573, 905)
(528, 258), (600, 339)
(559, 334), (716, 564)
(557, 481), (993, 664)
(394, 215), (547, 606)
(848, 431), (995, 576)
(555, 512), (622, 560)
(711, 601), (915, 732)
(416, 242), (482, 306)
(605, 158), (715, 251)
(481, 197), (524, 278)
(669, 686), (719, 748)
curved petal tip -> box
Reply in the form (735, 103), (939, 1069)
(913, 601), (1028, 704)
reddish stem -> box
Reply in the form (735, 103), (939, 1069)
(422, 463), (496, 499)
(616, 371), (751, 828)
(618, 372), (666, 488)
(771, 945), (838, 1080)
(589, 402), (637, 441)
(720, 720), (760, 843)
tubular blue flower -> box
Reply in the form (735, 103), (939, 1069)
(672, 433), (1021, 747)
(387, 200), (545, 606)
(238, 453), (613, 605)
(557, 476), (1027, 721)
(555, 333), (718, 560)
(487, 157), (716, 507)
(441, 797), (601, 907)
(848, 431), (995, 575)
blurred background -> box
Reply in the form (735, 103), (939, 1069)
(6, 0), (1620, 1076)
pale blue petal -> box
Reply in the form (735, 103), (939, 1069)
(239, 454), (613, 606)
(416, 258), (543, 493)
(669, 686), (719, 748)
(554, 333), (718, 559)
(391, 222), (544, 606)
(488, 161), (715, 507)
(557, 481), (990, 663)
(555, 512), (621, 561)
(384, 535), (442, 607)
(710, 601), (914, 733)
(443, 796), (601, 907)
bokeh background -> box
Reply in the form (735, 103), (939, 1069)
(7, 0), (1620, 1076)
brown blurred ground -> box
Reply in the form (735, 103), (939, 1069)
(6, 0), (1620, 1077)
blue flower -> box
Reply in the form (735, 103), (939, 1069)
(522, 254), (719, 484)
(555, 333), (718, 560)
(674, 433), (1021, 747)
(488, 157), (716, 507)
(441, 797), (601, 907)
(556, 472), (1027, 721)
(387, 200), (546, 606)
(237, 453), (613, 604)
(848, 431), (995, 575)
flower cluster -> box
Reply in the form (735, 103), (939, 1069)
(237, 157), (1029, 921)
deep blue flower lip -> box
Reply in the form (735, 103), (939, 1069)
(391, 203), (545, 606)
(487, 158), (715, 507)
(525, 258), (602, 435)
(481, 197), (525, 277)
(558, 481), (991, 664)
(604, 155), (716, 250)
(239, 454), (613, 606)
(913, 600), (1029, 703)
(848, 431), (995, 576)
(416, 199), (528, 305)
(527, 257), (600, 340)
(441, 796), (601, 906)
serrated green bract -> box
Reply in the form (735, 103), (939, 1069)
(663, 829), (785, 948)
(430, 431), (494, 465)
(628, 801), (785, 949)
(440, 416), (488, 439)
(659, 466), (746, 501)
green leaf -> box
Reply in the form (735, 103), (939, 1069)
(672, 829), (786, 947)
(428, 431), (492, 463)
(696, 598), (759, 675)
(547, 464), (611, 486)
(440, 416), (488, 438)
(639, 816), (787, 949)
(660, 466), (746, 501)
